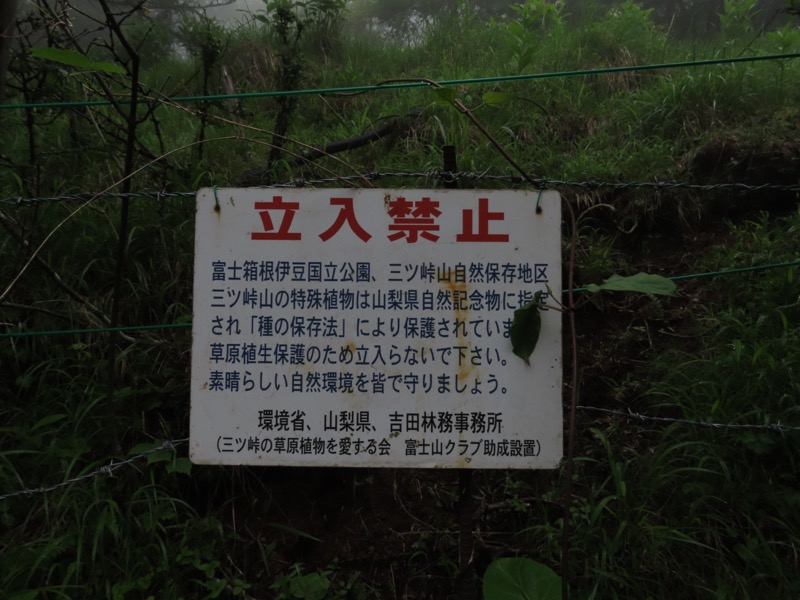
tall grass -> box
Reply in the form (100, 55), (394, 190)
(1, 1), (800, 597)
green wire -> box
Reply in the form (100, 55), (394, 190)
(1, 51), (798, 112)
(2, 260), (798, 339)
(667, 259), (800, 282)
(0, 323), (191, 339)
(2, 46), (799, 338)
(568, 259), (800, 294)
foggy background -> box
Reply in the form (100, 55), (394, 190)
(204, 0), (259, 25)
(11, 0), (799, 38)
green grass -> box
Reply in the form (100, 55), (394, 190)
(2, 1), (800, 597)
(618, 210), (800, 598)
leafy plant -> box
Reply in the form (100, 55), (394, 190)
(270, 564), (376, 600)
(511, 0), (567, 32)
(500, 0), (567, 71)
(3, 2), (800, 598)
(510, 274), (678, 364)
(483, 557), (561, 600)
(29, 47), (125, 74)
(719, 0), (759, 41)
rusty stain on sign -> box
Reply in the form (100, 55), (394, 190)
(446, 278), (475, 386)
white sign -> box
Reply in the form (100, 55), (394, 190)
(190, 188), (562, 468)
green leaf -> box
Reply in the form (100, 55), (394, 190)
(483, 91), (516, 106)
(167, 457), (193, 475)
(30, 48), (126, 74)
(129, 441), (166, 455)
(584, 272), (679, 297)
(431, 86), (457, 107)
(145, 450), (173, 464)
(507, 20), (526, 39)
(483, 557), (562, 600)
(510, 292), (543, 366)
(31, 413), (67, 431)
(288, 572), (330, 600)
(204, 578), (227, 598)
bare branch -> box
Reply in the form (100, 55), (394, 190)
(108, 0), (236, 12)
(0, 209), (113, 327)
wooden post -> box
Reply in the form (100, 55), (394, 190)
(443, 145), (458, 190)
(457, 469), (476, 598)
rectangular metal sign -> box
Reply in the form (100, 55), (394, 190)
(190, 188), (562, 468)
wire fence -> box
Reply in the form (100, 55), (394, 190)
(1, 51), (799, 112)
(2, 34), (800, 600)
(1, 219), (797, 498)
(0, 439), (189, 502)
(577, 406), (800, 433)
(3, 173), (800, 207)
(3, 401), (799, 503)
(1, 257), (798, 339)
(1, 50), (799, 525)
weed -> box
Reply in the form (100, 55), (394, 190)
(2, 2), (800, 598)
(270, 563), (378, 600)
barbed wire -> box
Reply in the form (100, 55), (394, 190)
(0, 167), (797, 498)
(2, 172), (799, 207)
(0, 189), (195, 207)
(0, 438), (189, 502)
(270, 172), (800, 193)
(577, 405), (800, 433)
(3, 404), (797, 501)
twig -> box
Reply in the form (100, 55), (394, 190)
(0, 209), (113, 328)
(379, 74), (581, 599)
(0, 135), (239, 304)
(0, 301), (73, 322)
(561, 200), (578, 600)
(147, 91), (376, 188)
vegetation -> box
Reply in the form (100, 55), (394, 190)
(1, 0), (799, 598)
